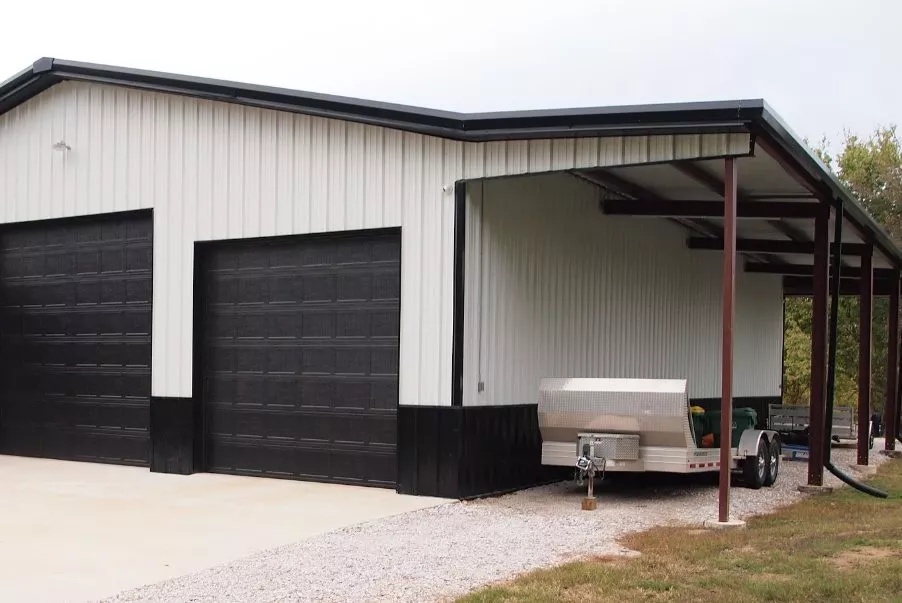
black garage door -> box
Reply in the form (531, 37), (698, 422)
(198, 229), (400, 486)
(0, 212), (153, 466)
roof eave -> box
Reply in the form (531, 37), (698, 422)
(756, 106), (902, 267)
(2, 57), (897, 267)
(0, 59), (62, 116)
(1, 58), (762, 142)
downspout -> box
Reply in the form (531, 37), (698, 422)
(824, 201), (888, 497)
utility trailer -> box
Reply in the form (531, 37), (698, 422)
(767, 404), (873, 449)
(538, 378), (781, 489)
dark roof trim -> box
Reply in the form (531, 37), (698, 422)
(1, 58), (760, 142)
(755, 105), (902, 267)
(1, 57), (900, 266)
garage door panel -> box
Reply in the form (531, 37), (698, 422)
(372, 237), (402, 262)
(233, 346), (268, 374)
(331, 380), (376, 409)
(41, 399), (148, 431)
(207, 407), (398, 443)
(336, 412), (395, 446)
(301, 347), (335, 374)
(39, 426), (148, 465)
(0, 423), (40, 455)
(329, 449), (395, 485)
(100, 247), (126, 273)
(301, 274), (335, 303)
(126, 245), (153, 272)
(235, 313), (268, 339)
(300, 311), (334, 338)
(237, 277), (268, 305)
(372, 270), (401, 300)
(46, 251), (76, 276)
(200, 230), (400, 486)
(0, 213), (152, 466)
(205, 438), (397, 485)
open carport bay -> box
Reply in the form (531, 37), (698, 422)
(0, 456), (446, 602)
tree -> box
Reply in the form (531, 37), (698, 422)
(783, 127), (902, 412)
(782, 298), (811, 405)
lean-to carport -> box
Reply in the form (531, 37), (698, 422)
(576, 126), (902, 513)
(453, 103), (902, 520)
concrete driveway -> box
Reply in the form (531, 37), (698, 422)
(0, 456), (447, 602)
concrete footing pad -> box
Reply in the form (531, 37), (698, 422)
(798, 484), (834, 495)
(703, 519), (747, 530)
(851, 464), (878, 476)
(880, 449), (902, 459)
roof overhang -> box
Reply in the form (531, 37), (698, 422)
(1, 57), (900, 269)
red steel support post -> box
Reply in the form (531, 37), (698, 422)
(718, 158), (737, 523)
(896, 346), (902, 445)
(808, 205), (829, 486)
(886, 273), (900, 451)
(857, 246), (873, 466)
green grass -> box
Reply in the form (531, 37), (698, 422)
(459, 460), (902, 603)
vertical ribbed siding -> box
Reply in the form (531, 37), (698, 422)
(462, 173), (783, 405)
(0, 80), (752, 403)
(735, 272), (785, 395)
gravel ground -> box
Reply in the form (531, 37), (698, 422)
(108, 442), (892, 603)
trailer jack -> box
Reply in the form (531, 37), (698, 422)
(576, 454), (606, 511)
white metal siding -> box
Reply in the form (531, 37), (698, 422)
(462, 173), (783, 405)
(0, 80), (752, 403)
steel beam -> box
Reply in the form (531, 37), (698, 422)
(746, 263), (894, 280)
(575, 169), (723, 239)
(887, 274), (900, 452)
(719, 158), (737, 523)
(688, 237), (869, 256)
(603, 199), (820, 219)
(783, 276), (896, 297)
(808, 204), (830, 486)
(746, 193), (818, 200)
(671, 161), (838, 265)
(755, 135), (899, 273)
(858, 246), (873, 465)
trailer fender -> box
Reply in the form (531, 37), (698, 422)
(736, 429), (770, 458)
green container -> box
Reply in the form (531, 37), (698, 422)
(691, 413), (706, 445)
(706, 408), (757, 447)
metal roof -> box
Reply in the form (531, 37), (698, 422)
(1, 56), (899, 266)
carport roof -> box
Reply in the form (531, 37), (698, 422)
(1, 56), (900, 268)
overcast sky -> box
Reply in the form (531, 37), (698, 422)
(2, 0), (899, 152)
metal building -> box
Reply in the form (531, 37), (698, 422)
(0, 58), (898, 500)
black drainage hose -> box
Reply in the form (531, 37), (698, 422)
(825, 460), (887, 498)
(824, 200), (887, 498)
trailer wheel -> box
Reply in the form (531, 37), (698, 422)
(764, 438), (780, 487)
(743, 437), (768, 489)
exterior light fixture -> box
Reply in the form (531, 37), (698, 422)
(53, 140), (71, 152)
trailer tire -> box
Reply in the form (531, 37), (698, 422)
(764, 438), (780, 487)
(743, 437), (768, 489)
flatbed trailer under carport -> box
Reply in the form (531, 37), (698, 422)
(539, 378), (781, 489)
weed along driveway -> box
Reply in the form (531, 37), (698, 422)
(0, 456), (446, 602)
